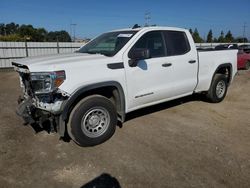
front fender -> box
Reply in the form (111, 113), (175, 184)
(60, 81), (126, 122)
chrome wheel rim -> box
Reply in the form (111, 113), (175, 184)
(216, 80), (226, 98)
(81, 107), (110, 138)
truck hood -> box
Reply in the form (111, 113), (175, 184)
(13, 53), (109, 72)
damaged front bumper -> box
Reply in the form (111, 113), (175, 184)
(16, 96), (65, 123)
(16, 94), (67, 135)
(13, 62), (69, 136)
(16, 97), (35, 124)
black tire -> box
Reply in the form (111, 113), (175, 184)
(245, 61), (250, 70)
(67, 95), (117, 147)
(206, 74), (228, 103)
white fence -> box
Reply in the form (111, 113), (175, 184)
(0, 42), (85, 68)
(0, 42), (249, 68)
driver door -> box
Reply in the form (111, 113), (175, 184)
(123, 31), (172, 110)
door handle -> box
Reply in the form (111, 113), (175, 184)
(188, 60), (196, 64)
(162, 63), (172, 67)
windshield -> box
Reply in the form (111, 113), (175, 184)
(77, 31), (138, 56)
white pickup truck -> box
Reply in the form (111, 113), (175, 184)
(12, 26), (237, 146)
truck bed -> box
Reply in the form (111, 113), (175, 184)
(195, 49), (238, 92)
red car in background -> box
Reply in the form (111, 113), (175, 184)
(238, 45), (250, 70)
(215, 44), (250, 70)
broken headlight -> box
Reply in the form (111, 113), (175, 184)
(30, 70), (66, 94)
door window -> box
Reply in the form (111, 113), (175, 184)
(131, 31), (165, 58)
(163, 31), (190, 56)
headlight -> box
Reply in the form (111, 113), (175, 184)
(30, 70), (66, 94)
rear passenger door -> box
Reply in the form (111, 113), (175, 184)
(162, 30), (198, 97)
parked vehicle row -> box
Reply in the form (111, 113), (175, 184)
(215, 44), (250, 70)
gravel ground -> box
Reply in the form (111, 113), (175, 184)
(0, 70), (250, 188)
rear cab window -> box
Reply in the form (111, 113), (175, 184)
(163, 31), (191, 56)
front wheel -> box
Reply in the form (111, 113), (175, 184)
(206, 74), (228, 103)
(67, 95), (117, 147)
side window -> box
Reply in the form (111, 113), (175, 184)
(163, 31), (190, 56)
(132, 31), (165, 58)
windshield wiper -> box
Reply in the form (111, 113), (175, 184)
(77, 50), (113, 57)
(86, 51), (99, 54)
(98, 51), (114, 57)
(99, 52), (113, 57)
(89, 51), (113, 57)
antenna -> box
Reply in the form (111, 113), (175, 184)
(243, 22), (247, 43)
(70, 23), (77, 42)
(145, 11), (151, 27)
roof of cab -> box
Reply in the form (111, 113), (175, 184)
(111, 26), (188, 33)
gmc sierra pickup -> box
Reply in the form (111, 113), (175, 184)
(12, 26), (238, 146)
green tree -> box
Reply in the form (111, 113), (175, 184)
(33, 28), (48, 41)
(234, 37), (248, 43)
(189, 28), (193, 35)
(47, 30), (71, 42)
(0, 23), (5, 35)
(206, 29), (213, 43)
(5, 22), (19, 35)
(192, 28), (203, 43)
(0, 22), (72, 42)
(225, 30), (234, 42)
(0, 34), (25, 41)
(218, 31), (225, 43)
(17, 25), (48, 41)
(18, 24), (36, 40)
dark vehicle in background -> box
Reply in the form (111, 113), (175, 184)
(215, 44), (250, 70)
(214, 44), (238, 50)
(239, 44), (250, 51)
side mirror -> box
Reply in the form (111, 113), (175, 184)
(128, 48), (150, 67)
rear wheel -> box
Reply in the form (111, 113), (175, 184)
(67, 95), (117, 147)
(206, 74), (228, 103)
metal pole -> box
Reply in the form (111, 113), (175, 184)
(70, 24), (77, 42)
(25, 40), (28, 57)
(243, 22), (247, 44)
(57, 37), (59, 54)
(145, 11), (151, 27)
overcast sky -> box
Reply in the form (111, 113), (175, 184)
(1, 0), (250, 39)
